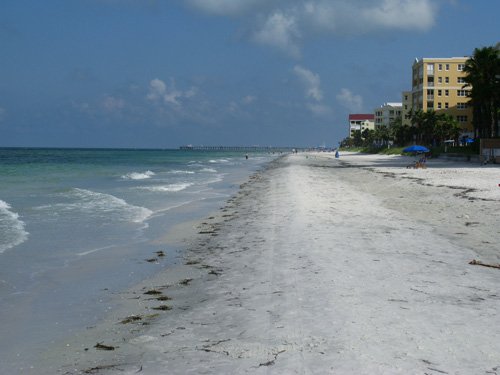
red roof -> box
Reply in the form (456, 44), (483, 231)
(349, 114), (374, 120)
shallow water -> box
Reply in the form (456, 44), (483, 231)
(0, 148), (273, 373)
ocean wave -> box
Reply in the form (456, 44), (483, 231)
(209, 159), (230, 164)
(72, 188), (152, 223)
(37, 189), (153, 224)
(122, 170), (155, 180)
(169, 170), (195, 175)
(200, 168), (217, 173)
(139, 183), (193, 193)
(0, 200), (29, 254)
(203, 175), (224, 185)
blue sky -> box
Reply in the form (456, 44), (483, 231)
(0, 0), (498, 148)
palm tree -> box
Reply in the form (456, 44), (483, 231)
(434, 113), (460, 145)
(463, 46), (500, 138)
(410, 109), (437, 145)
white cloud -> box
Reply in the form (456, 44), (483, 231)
(147, 78), (197, 106)
(252, 11), (301, 58)
(336, 88), (363, 112)
(292, 65), (332, 117)
(102, 96), (125, 111)
(185, 0), (439, 56)
(293, 65), (322, 101)
(364, 0), (436, 31)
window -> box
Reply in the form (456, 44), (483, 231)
(438, 64), (443, 71)
(427, 101), (434, 109)
(458, 64), (465, 71)
(438, 89), (442, 96)
(457, 115), (468, 122)
(445, 77), (449, 84)
(437, 103), (442, 109)
(445, 64), (450, 71)
(457, 77), (465, 84)
(457, 90), (469, 97)
(438, 77), (443, 84)
(445, 90), (449, 96)
(457, 103), (468, 109)
(445, 102), (449, 109)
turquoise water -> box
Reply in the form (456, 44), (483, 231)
(0, 148), (273, 372)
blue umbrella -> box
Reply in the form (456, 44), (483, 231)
(403, 145), (429, 153)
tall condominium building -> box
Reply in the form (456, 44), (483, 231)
(374, 102), (402, 128)
(411, 57), (474, 137)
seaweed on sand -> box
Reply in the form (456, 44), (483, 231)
(120, 315), (142, 324)
(94, 342), (116, 351)
(144, 289), (162, 295)
(179, 278), (193, 286)
(152, 305), (172, 311)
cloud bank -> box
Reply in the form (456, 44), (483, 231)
(185, 0), (438, 57)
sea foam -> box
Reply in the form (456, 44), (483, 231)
(200, 168), (217, 173)
(0, 200), (29, 254)
(42, 188), (153, 224)
(140, 183), (193, 193)
(72, 188), (153, 223)
(169, 170), (195, 175)
(122, 170), (155, 180)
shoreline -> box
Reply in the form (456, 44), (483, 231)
(51, 152), (500, 374)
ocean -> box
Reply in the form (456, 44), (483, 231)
(0, 148), (274, 372)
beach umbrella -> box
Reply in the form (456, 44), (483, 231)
(403, 145), (429, 153)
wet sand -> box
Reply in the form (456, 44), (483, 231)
(48, 152), (500, 374)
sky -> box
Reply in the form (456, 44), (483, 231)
(0, 0), (498, 148)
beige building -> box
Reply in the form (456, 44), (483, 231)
(374, 102), (402, 128)
(348, 114), (375, 137)
(411, 57), (474, 137)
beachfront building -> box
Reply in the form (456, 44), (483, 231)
(411, 57), (474, 137)
(374, 102), (402, 128)
(348, 114), (375, 137)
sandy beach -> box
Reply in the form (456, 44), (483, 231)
(49, 152), (500, 374)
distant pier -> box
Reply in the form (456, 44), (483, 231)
(179, 145), (305, 152)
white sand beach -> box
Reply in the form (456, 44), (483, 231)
(50, 152), (500, 374)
